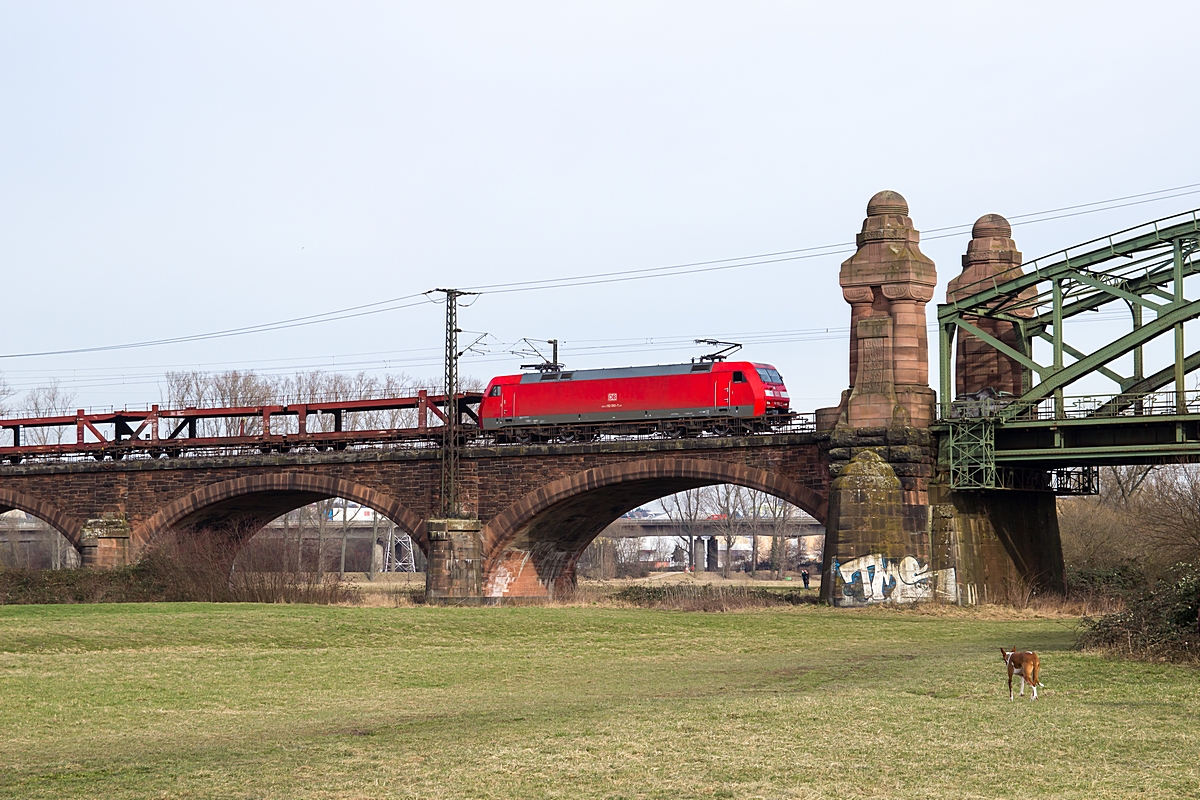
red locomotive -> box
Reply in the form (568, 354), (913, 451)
(479, 360), (790, 442)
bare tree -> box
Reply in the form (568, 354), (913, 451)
(745, 489), (770, 577)
(1058, 497), (1140, 571)
(764, 494), (798, 579)
(162, 369), (276, 436)
(1101, 465), (1157, 507)
(1134, 467), (1200, 566)
(0, 373), (12, 414)
(705, 484), (748, 578)
(22, 381), (78, 445)
(613, 536), (644, 576)
(662, 488), (706, 572)
(0, 373), (12, 446)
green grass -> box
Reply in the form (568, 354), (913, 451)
(0, 603), (1197, 799)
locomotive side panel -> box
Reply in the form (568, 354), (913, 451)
(479, 361), (788, 431)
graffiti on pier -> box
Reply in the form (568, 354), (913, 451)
(833, 554), (958, 606)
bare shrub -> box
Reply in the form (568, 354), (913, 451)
(576, 536), (649, 579)
(608, 583), (816, 612)
(1058, 497), (1141, 572)
(1080, 562), (1200, 663)
(1132, 468), (1200, 568)
(140, 525), (359, 604)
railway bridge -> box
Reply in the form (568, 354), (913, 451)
(0, 433), (828, 600)
(4, 190), (1200, 604)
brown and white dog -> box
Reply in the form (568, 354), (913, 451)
(1001, 648), (1043, 701)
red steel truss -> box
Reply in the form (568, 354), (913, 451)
(0, 391), (483, 463)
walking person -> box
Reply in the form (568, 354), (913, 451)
(801, 569), (810, 589)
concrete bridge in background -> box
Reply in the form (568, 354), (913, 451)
(601, 517), (824, 539)
(5, 191), (1199, 605)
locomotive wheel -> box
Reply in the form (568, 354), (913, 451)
(710, 421), (733, 437)
(668, 422), (696, 438)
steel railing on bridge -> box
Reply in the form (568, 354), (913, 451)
(0, 395), (817, 465)
(943, 389), (1200, 422)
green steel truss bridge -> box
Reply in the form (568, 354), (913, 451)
(936, 208), (1200, 491)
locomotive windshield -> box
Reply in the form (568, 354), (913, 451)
(756, 367), (783, 384)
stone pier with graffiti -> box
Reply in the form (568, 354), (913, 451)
(817, 193), (1064, 607)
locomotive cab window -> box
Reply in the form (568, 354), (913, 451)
(489, 386), (502, 396)
(732, 371), (746, 383)
(756, 367), (783, 384)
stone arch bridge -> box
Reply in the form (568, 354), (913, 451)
(0, 434), (828, 600)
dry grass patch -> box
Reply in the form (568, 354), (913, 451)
(1, 603), (1197, 799)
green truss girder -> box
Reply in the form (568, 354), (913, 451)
(938, 211), (1200, 319)
(1092, 350), (1200, 415)
(1004, 298), (1200, 417)
(938, 208), (1200, 423)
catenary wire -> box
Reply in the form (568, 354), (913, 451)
(1, 183), (1197, 362)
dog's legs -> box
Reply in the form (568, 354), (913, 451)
(1019, 676), (1025, 697)
(1032, 682), (1038, 701)
(1009, 674), (1014, 701)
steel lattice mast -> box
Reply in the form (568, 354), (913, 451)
(434, 288), (477, 518)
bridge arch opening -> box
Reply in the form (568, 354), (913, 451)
(480, 458), (826, 600)
(243, 498), (427, 577)
(132, 474), (427, 573)
(0, 488), (83, 566)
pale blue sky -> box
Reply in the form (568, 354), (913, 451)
(2, 2), (1197, 412)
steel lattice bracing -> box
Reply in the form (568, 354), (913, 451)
(938, 209), (1200, 485)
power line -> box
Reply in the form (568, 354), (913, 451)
(469, 184), (1200, 292)
(0, 296), (430, 360)
(1, 183), (1197, 362)
(0, 307), (1152, 397)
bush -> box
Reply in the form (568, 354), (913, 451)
(610, 583), (816, 611)
(1079, 562), (1200, 663)
(1066, 562), (1148, 599)
(0, 562), (174, 605)
(0, 527), (359, 606)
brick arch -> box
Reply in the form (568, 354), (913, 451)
(0, 488), (82, 550)
(132, 473), (427, 556)
(480, 457), (827, 599)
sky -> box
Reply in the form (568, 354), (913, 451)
(2, 2), (1199, 415)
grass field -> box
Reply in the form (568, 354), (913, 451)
(0, 603), (1197, 799)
